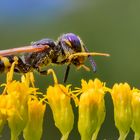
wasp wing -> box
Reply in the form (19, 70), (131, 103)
(0, 45), (49, 56)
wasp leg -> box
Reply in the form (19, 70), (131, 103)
(64, 64), (71, 83)
(38, 65), (70, 83)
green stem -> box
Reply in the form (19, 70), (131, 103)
(118, 131), (127, 140)
(91, 127), (100, 140)
(60, 132), (69, 140)
(11, 133), (18, 140)
(0, 119), (6, 133)
(134, 133), (140, 140)
(80, 134), (92, 140)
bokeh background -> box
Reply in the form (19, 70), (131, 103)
(0, 0), (140, 139)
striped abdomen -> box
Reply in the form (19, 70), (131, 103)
(0, 56), (14, 73)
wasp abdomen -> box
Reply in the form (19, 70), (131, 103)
(0, 56), (14, 73)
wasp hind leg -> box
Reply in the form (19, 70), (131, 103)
(37, 65), (70, 83)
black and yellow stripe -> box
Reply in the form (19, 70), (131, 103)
(0, 56), (14, 73)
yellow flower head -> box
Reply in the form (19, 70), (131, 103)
(23, 98), (46, 140)
(81, 78), (105, 92)
(46, 69), (74, 140)
(78, 78), (106, 140)
(0, 94), (16, 133)
(111, 83), (132, 139)
(131, 91), (140, 140)
(7, 79), (36, 140)
(0, 61), (38, 140)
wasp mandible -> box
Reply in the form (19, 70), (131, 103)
(0, 33), (109, 82)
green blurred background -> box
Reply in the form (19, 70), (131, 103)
(0, 0), (140, 139)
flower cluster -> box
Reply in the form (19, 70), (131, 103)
(0, 62), (140, 140)
(0, 62), (46, 140)
(110, 84), (140, 140)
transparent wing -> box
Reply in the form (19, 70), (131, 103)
(0, 45), (49, 56)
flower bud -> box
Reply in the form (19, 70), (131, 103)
(6, 71), (36, 140)
(47, 84), (74, 140)
(7, 81), (31, 140)
(23, 98), (46, 140)
(78, 79), (106, 140)
(131, 91), (140, 140)
(111, 83), (132, 140)
(0, 95), (12, 133)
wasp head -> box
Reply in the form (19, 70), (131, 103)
(58, 33), (97, 82)
(58, 33), (86, 67)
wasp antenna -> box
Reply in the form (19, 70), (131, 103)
(83, 46), (97, 72)
(64, 64), (71, 83)
(88, 55), (96, 72)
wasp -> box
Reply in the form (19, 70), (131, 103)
(0, 33), (109, 82)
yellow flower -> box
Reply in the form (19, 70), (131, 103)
(78, 78), (106, 140)
(1, 61), (37, 140)
(0, 94), (15, 133)
(7, 79), (36, 140)
(46, 69), (74, 140)
(111, 83), (132, 140)
(23, 98), (46, 140)
(131, 91), (140, 140)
